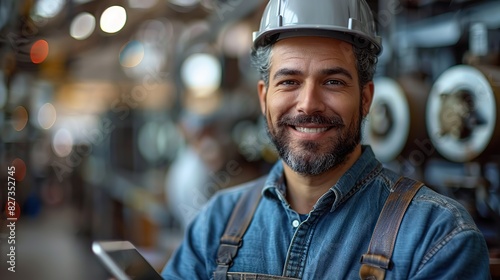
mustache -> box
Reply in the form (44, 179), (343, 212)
(277, 114), (345, 127)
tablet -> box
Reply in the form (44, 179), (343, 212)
(92, 241), (163, 280)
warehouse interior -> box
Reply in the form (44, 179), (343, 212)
(1, 0), (500, 279)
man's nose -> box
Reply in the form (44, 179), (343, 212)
(296, 83), (326, 115)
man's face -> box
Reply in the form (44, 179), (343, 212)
(258, 36), (373, 176)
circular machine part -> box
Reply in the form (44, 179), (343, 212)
(426, 64), (500, 162)
(365, 77), (410, 162)
(364, 75), (430, 163)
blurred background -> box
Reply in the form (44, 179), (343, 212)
(0, 0), (499, 279)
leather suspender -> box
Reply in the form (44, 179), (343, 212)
(214, 176), (424, 280)
(214, 178), (266, 280)
(359, 177), (424, 280)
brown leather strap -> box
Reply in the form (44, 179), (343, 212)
(214, 177), (266, 280)
(359, 177), (424, 280)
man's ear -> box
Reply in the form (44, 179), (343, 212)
(361, 81), (374, 117)
(257, 80), (267, 115)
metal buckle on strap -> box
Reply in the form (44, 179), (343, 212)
(360, 254), (389, 280)
(360, 253), (391, 270)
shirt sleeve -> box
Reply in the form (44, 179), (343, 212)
(161, 212), (210, 279)
(161, 189), (240, 280)
(411, 228), (491, 280)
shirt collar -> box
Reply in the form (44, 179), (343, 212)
(262, 161), (286, 199)
(328, 145), (382, 211)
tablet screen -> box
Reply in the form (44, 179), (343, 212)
(106, 248), (163, 280)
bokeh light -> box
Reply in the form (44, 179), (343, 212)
(100, 6), (127, 34)
(38, 103), (57, 129)
(119, 40), (145, 68)
(169, 0), (199, 9)
(181, 53), (221, 96)
(30, 40), (49, 64)
(70, 12), (96, 40)
(12, 106), (29, 131)
(52, 128), (74, 157)
(34, 0), (65, 18)
(12, 158), (27, 182)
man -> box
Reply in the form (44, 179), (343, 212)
(162, 0), (491, 279)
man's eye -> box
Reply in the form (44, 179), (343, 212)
(325, 80), (344, 86)
(279, 80), (298, 86)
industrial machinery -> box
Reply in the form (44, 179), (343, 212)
(364, 1), (500, 271)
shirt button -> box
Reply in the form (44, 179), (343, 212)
(292, 220), (300, 228)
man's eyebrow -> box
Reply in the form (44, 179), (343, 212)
(321, 67), (353, 80)
(272, 68), (303, 81)
(272, 67), (354, 81)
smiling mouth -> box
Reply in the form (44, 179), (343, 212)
(293, 126), (331, 133)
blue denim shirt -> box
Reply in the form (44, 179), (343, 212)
(162, 146), (490, 279)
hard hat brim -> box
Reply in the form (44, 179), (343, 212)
(253, 26), (382, 55)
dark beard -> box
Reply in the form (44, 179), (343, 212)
(266, 111), (362, 176)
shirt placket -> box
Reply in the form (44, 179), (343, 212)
(282, 209), (321, 279)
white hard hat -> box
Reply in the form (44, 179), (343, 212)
(253, 0), (382, 55)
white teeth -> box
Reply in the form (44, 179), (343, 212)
(295, 127), (328, 133)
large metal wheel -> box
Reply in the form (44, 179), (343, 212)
(364, 76), (430, 163)
(426, 65), (500, 162)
